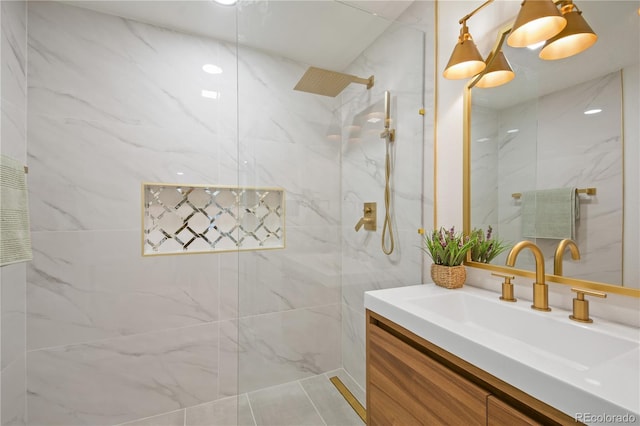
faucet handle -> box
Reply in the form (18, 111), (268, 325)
(491, 273), (517, 302)
(569, 288), (607, 323)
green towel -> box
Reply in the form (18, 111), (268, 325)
(1, 155), (32, 266)
(521, 188), (579, 240)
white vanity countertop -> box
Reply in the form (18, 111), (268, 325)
(365, 284), (640, 426)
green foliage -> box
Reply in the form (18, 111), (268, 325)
(469, 226), (511, 264)
(421, 226), (476, 266)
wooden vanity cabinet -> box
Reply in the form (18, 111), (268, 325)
(488, 396), (542, 426)
(366, 310), (579, 426)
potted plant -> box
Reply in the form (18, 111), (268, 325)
(420, 226), (476, 289)
(469, 226), (511, 264)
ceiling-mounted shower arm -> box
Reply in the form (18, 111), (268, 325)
(380, 91), (395, 142)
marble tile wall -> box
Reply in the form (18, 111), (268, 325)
(234, 18), (343, 392)
(1, 1), (28, 425)
(22, 1), (433, 424)
(340, 3), (433, 390)
(25, 1), (342, 424)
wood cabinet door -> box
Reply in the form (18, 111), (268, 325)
(367, 321), (490, 426)
(487, 395), (543, 426)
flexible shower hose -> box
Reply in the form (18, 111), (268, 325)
(382, 139), (394, 255)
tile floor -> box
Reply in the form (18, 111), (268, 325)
(120, 369), (365, 426)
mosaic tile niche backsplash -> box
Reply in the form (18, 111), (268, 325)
(143, 183), (285, 255)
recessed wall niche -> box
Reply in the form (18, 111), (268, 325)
(142, 183), (285, 255)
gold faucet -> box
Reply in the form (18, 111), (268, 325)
(569, 287), (607, 323)
(506, 241), (551, 312)
(553, 239), (580, 276)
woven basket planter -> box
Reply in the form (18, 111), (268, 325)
(430, 264), (466, 289)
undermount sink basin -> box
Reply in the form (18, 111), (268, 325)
(407, 292), (638, 371)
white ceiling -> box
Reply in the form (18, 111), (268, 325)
(60, 0), (414, 71)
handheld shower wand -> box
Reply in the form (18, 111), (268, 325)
(381, 91), (395, 255)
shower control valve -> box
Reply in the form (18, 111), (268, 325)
(354, 202), (377, 232)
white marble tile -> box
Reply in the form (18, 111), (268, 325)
(300, 371), (364, 426)
(27, 114), (222, 232)
(1, 0), (27, 111)
(0, 100), (26, 162)
(186, 394), (255, 426)
(27, 323), (218, 426)
(28, 2), (237, 133)
(27, 230), (219, 350)
(247, 381), (323, 426)
(237, 239), (340, 316)
(237, 305), (341, 393)
(1, 356), (26, 426)
(1, 263), (25, 371)
(217, 320), (239, 399)
(341, 304), (366, 392)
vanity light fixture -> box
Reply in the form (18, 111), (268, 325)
(443, 21), (486, 79)
(451, 0), (597, 88)
(475, 50), (515, 88)
(443, 0), (496, 80)
(539, 0), (597, 60)
(507, 0), (567, 48)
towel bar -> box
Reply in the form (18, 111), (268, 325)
(512, 187), (596, 199)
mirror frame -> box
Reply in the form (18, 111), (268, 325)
(462, 25), (639, 298)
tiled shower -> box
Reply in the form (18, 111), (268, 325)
(0, 1), (434, 425)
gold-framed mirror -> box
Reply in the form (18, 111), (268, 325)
(463, 1), (639, 298)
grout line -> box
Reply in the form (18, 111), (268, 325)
(245, 393), (258, 426)
(297, 380), (328, 426)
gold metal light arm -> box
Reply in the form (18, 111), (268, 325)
(458, 0), (495, 24)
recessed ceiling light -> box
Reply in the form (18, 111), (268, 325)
(507, 128), (519, 134)
(201, 90), (219, 99)
(202, 64), (223, 74)
(367, 117), (382, 124)
(213, 0), (237, 5)
(584, 108), (602, 115)
(476, 137), (491, 142)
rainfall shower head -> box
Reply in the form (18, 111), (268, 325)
(293, 66), (374, 97)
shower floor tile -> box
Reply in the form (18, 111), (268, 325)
(184, 369), (365, 426)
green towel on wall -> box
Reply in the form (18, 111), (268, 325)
(521, 187), (579, 240)
(0, 155), (32, 266)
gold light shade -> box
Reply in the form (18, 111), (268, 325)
(476, 51), (515, 88)
(443, 25), (486, 79)
(507, 0), (567, 48)
(539, 4), (597, 60)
